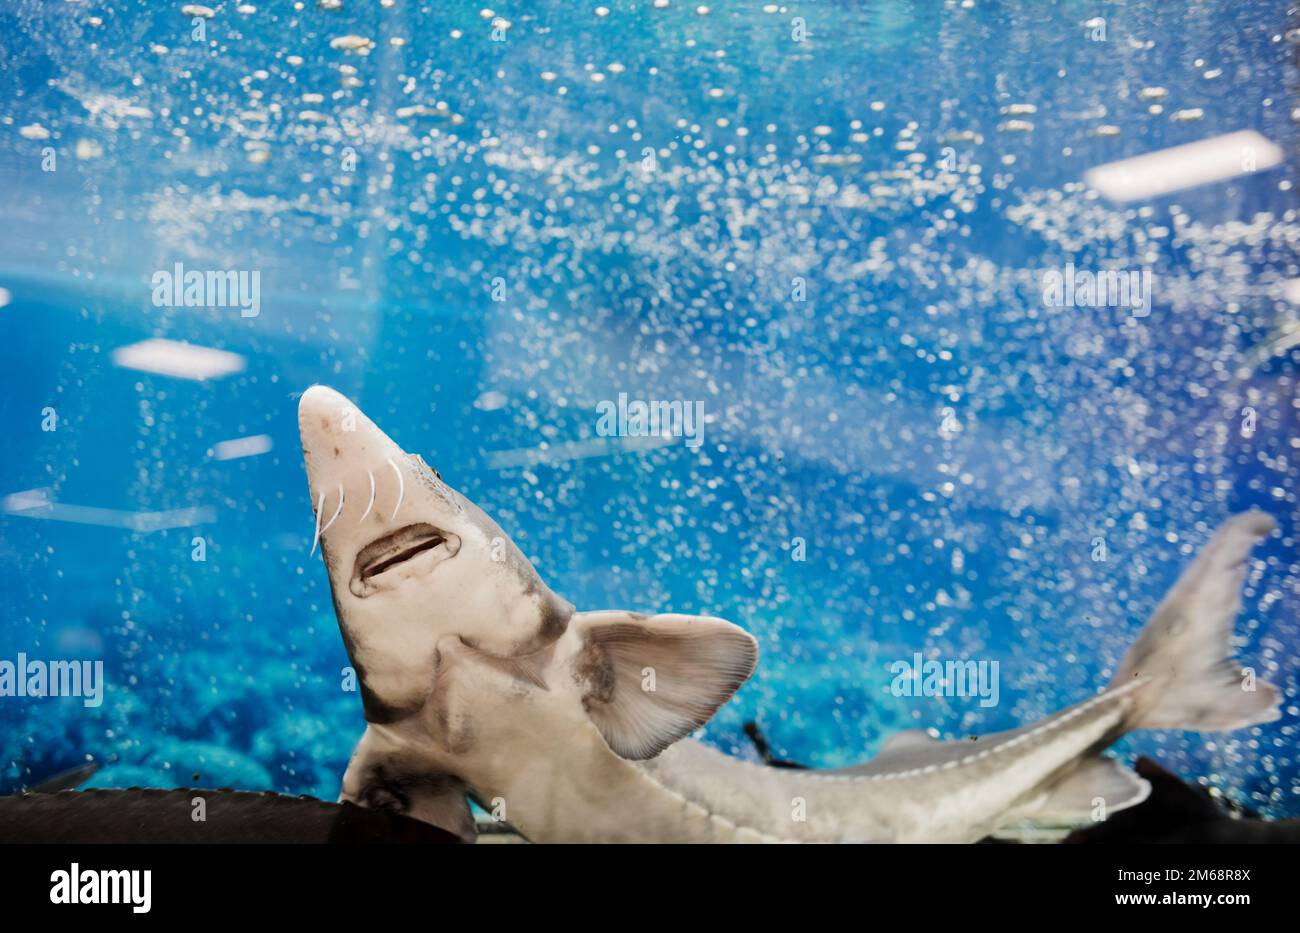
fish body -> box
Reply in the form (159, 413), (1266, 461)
(299, 386), (1282, 843)
(352, 683), (1140, 843)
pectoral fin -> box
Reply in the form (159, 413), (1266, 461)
(572, 611), (758, 760)
(341, 728), (477, 842)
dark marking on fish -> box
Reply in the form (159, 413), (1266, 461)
(574, 637), (616, 708)
(536, 591), (574, 644)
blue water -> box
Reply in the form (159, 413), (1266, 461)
(1, 1), (1298, 816)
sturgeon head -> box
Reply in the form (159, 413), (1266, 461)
(297, 385), (574, 722)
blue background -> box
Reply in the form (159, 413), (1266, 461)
(1, 1), (1297, 815)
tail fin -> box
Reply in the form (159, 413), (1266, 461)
(1113, 511), (1280, 731)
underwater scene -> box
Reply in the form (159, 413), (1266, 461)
(1, 0), (1298, 841)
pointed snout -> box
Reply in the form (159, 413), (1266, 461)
(299, 385), (411, 548)
(299, 385), (405, 477)
(298, 384), (353, 436)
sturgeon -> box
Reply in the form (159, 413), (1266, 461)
(298, 384), (1282, 843)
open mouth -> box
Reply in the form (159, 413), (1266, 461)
(350, 523), (459, 597)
